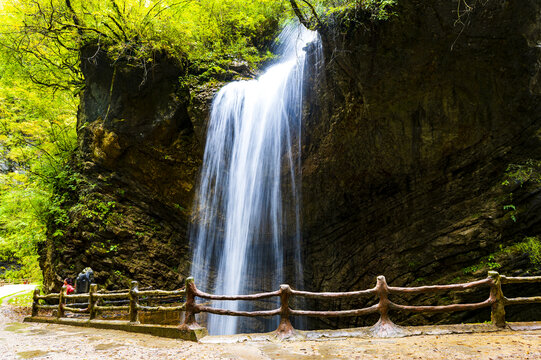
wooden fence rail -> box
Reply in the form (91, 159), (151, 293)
(30, 271), (540, 337)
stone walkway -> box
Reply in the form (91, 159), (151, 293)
(1, 306), (540, 360)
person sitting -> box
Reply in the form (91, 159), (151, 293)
(64, 278), (75, 295)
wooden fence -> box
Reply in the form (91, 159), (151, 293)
(30, 271), (541, 336)
(0, 279), (32, 286)
(31, 282), (186, 322)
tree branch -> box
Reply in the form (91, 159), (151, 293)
(289, 0), (321, 30)
(65, 0), (83, 35)
(58, 23), (109, 38)
(107, 15), (129, 42)
(300, 0), (321, 28)
(289, 0), (310, 28)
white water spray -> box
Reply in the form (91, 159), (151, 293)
(190, 25), (321, 335)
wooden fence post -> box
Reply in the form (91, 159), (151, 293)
(180, 277), (200, 329)
(376, 276), (391, 325)
(488, 271), (506, 327)
(58, 286), (66, 318)
(276, 284), (295, 337)
(129, 281), (139, 323)
(89, 284), (98, 320)
(31, 287), (40, 317)
(371, 275), (403, 336)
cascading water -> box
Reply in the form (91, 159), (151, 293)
(190, 24), (321, 335)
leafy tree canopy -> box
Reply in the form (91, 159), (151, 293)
(0, 0), (290, 90)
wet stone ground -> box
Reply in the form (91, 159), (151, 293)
(1, 308), (540, 359)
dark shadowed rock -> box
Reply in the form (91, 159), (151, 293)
(39, 46), (205, 292)
(300, 0), (541, 328)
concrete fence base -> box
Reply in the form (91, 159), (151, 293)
(24, 316), (208, 341)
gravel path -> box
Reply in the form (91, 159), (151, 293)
(0, 307), (539, 359)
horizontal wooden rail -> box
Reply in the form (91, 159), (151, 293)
(94, 305), (130, 311)
(64, 294), (90, 300)
(290, 288), (376, 299)
(195, 289), (280, 301)
(388, 278), (493, 294)
(64, 302), (90, 308)
(390, 299), (493, 313)
(63, 306), (90, 313)
(98, 286), (153, 294)
(501, 275), (541, 284)
(290, 304), (379, 317)
(101, 299), (129, 305)
(197, 305), (281, 317)
(136, 304), (186, 312)
(36, 293), (59, 300)
(94, 292), (130, 299)
(505, 296), (541, 305)
(136, 289), (185, 297)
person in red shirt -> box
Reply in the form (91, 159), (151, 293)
(63, 278), (75, 294)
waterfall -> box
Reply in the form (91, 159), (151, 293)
(190, 24), (321, 335)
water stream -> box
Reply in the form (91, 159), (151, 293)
(190, 25), (321, 335)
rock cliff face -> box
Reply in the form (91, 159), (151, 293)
(41, 0), (541, 327)
(301, 0), (541, 327)
(39, 47), (207, 291)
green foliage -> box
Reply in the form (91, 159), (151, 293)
(500, 160), (541, 223)
(502, 204), (517, 222)
(0, 1), (82, 91)
(79, 198), (117, 221)
(1, 0), (286, 87)
(0, 187), (47, 282)
(88, 238), (119, 254)
(501, 160), (541, 187)
(463, 237), (541, 275)
(314, 0), (397, 22)
(0, 121), (76, 282)
(463, 253), (501, 275)
(174, 203), (186, 212)
(283, 0), (396, 36)
(181, 0), (284, 65)
(366, 0), (397, 20)
(331, 0), (396, 19)
(2, 0), (398, 86)
(512, 237), (541, 267)
(0, 6), (78, 282)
